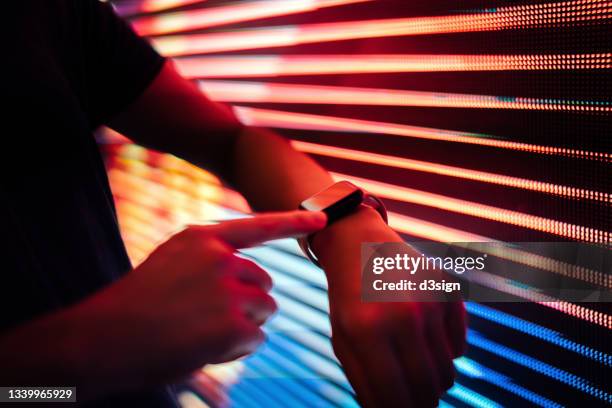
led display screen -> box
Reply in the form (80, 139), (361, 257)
(104, 1), (611, 407)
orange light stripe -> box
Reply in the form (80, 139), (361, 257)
(152, 1), (611, 55)
(233, 106), (611, 162)
(292, 141), (610, 203)
(132, 0), (371, 36)
(115, 0), (204, 17)
(176, 54), (612, 78)
(199, 81), (611, 113)
(333, 172), (610, 244)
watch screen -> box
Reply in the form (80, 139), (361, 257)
(300, 181), (364, 223)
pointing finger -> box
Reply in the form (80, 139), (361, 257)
(193, 211), (327, 248)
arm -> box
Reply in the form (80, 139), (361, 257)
(0, 212), (325, 401)
(109, 61), (466, 407)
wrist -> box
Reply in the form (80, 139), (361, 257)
(309, 205), (387, 268)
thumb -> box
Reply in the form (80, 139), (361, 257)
(194, 210), (327, 248)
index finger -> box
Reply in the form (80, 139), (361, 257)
(194, 210), (327, 248)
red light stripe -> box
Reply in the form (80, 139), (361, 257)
(132, 0), (371, 36)
(292, 141), (610, 203)
(199, 81), (611, 113)
(176, 54), (612, 78)
(152, 1), (611, 55)
(333, 172), (610, 244)
(233, 106), (610, 162)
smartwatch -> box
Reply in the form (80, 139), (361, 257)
(298, 180), (388, 267)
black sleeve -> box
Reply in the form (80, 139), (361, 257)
(77, 0), (166, 126)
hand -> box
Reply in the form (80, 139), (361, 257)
(312, 207), (466, 408)
(71, 210), (326, 393)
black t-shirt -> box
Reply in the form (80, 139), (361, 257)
(1, 1), (177, 406)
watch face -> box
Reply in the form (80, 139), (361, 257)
(300, 181), (364, 223)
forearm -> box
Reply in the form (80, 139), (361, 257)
(228, 127), (333, 211)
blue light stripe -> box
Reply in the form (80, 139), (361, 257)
(268, 314), (338, 361)
(467, 330), (611, 403)
(235, 372), (289, 408)
(455, 357), (562, 407)
(465, 303), (611, 366)
(446, 383), (502, 408)
(271, 290), (332, 335)
(227, 383), (261, 408)
(266, 331), (351, 389)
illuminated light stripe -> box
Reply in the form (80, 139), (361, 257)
(467, 269), (612, 329)
(293, 141), (611, 203)
(465, 303), (611, 366)
(265, 332), (348, 389)
(132, 0), (371, 36)
(468, 330), (611, 403)
(446, 384), (501, 408)
(114, 0), (204, 16)
(177, 54), (612, 78)
(228, 386), (259, 408)
(455, 357), (562, 408)
(152, 1), (612, 55)
(331, 172), (610, 244)
(199, 80), (611, 113)
(232, 106), (610, 162)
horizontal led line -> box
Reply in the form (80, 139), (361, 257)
(468, 330), (611, 402)
(153, 0), (612, 55)
(177, 54), (612, 78)
(233, 106), (610, 162)
(200, 80), (611, 113)
(114, 0), (204, 17)
(293, 141), (610, 203)
(332, 172), (610, 244)
(447, 384), (501, 408)
(132, 0), (370, 36)
(466, 303), (611, 366)
(467, 269), (611, 329)
(266, 332), (349, 389)
(455, 357), (562, 408)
